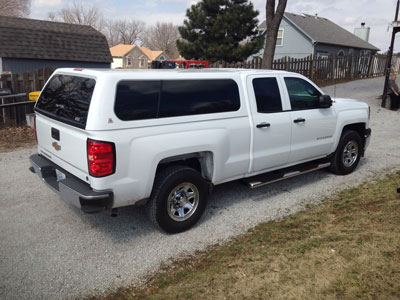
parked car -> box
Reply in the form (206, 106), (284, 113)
(30, 68), (371, 233)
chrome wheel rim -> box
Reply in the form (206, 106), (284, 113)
(167, 183), (199, 222)
(342, 140), (359, 167)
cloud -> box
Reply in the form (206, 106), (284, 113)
(138, 12), (187, 25)
(344, 17), (357, 25)
(33, 0), (62, 8)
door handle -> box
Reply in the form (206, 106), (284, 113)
(293, 118), (306, 123)
(256, 122), (271, 128)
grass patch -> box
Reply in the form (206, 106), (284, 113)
(86, 172), (400, 300)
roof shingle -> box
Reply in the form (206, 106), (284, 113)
(260, 12), (380, 51)
(0, 15), (112, 63)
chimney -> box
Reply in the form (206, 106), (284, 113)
(354, 22), (370, 42)
(315, 13), (318, 19)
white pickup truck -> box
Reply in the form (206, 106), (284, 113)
(30, 68), (371, 233)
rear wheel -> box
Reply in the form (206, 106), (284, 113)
(330, 130), (362, 175)
(147, 166), (208, 233)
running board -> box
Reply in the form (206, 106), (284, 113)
(242, 161), (331, 189)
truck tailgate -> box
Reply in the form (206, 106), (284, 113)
(34, 73), (96, 181)
(36, 113), (89, 181)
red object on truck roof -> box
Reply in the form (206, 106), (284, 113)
(168, 60), (209, 69)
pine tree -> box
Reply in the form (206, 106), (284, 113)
(177, 0), (263, 63)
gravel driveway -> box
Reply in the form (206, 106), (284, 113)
(1, 76), (400, 300)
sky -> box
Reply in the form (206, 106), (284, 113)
(30, 0), (400, 52)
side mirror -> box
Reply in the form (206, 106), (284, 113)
(319, 95), (332, 108)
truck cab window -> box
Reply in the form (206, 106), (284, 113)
(252, 77), (283, 113)
(284, 77), (321, 110)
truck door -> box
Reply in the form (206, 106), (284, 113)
(282, 76), (336, 163)
(247, 75), (291, 172)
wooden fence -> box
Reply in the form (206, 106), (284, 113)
(0, 67), (55, 126)
(210, 54), (399, 85)
(1, 54), (399, 127)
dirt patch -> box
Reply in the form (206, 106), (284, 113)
(0, 126), (36, 152)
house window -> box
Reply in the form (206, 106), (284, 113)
(159, 55), (165, 61)
(337, 50), (345, 56)
(276, 29), (284, 46)
(139, 58), (145, 68)
(127, 57), (132, 66)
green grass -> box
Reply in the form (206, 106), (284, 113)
(85, 172), (400, 300)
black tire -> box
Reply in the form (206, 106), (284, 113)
(147, 166), (208, 233)
(329, 130), (362, 175)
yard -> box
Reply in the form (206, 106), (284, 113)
(89, 171), (400, 300)
(0, 76), (400, 300)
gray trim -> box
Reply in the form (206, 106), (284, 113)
(2, 57), (110, 74)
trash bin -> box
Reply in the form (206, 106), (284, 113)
(26, 113), (35, 128)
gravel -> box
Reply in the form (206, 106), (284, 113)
(1, 76), (400, 300)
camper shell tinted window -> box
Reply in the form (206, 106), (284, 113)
(114, 79), (240, 121)
(35, 75), (96, 128)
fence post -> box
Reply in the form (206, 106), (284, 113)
(347, 55), (353, 80)
(22, 72), (30, 95)
(309, 55), (314, 80)
(367, 54), (374, 78)
(11, 74), (18, 94)
(32, 69), (40, 91)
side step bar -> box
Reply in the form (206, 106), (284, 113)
(242, 161), (331, 189)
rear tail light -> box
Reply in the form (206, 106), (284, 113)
(87, 139), (116, 177)
(33, 114), (38, 144)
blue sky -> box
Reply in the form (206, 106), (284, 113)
(31, 0), (400, 52)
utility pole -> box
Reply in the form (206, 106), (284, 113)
(382, 0), (400, 107)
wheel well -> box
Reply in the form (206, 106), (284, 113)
(156, 152), (213, 181)
(342, 123), (366, 149)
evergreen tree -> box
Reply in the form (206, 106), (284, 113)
(177, 0), (263, 63)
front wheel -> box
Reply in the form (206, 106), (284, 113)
(330, 130), (362, 175)
(147, 166), (208, 233)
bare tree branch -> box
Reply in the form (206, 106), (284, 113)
(47, 0), (104, 31)
(46, 1), (145, 47)
(143, 22), (180, 58)
(0, 0), (31, 17)
(112, 19), (145, 45)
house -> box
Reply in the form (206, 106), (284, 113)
(110, 44), (169, 69)
(0, 15), (112, 74)
(253, 12), (380, 60)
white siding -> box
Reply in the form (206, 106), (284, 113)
(111, 57), (123, 69)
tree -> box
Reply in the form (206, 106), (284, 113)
(110, 19), (145, 45)
(48, 1), (145, 47)
(262, 0), (287, 69)
(143, 22), (180, 58)
(0, 0), (31, 17)
(47, 1), (104, 30)
(177, 0), (263, 62)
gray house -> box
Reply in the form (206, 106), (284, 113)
(253, 12), (380, 60)
(0, 16), (112, 74)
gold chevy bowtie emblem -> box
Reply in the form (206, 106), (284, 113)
(52, 142), (61, 151)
